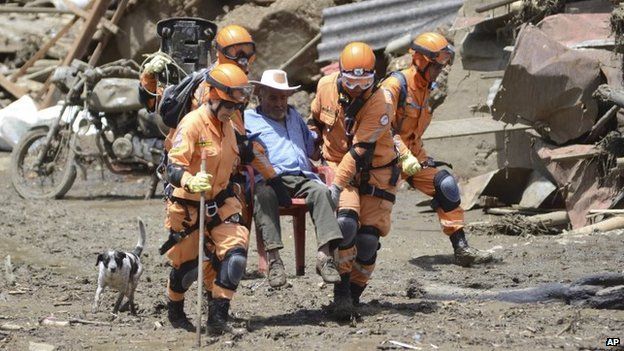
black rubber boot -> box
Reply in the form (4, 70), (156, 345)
(450, 229), (493, 267)
(350, 283), (366, 306)
(332, 273), (353, 321)
(207, 298), (231, 336)
(167, 299), (194, 332)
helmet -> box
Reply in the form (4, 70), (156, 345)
(339, 42), (376, 90)
(215, 25), (256, 70)
(206, 63), (253, 104)
(409, 32), (455, 69)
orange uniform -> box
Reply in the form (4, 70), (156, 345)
(310, 71), (398, 288)
(165, 105), (249, 301)
(383, 66), (464, 235)
(140, 71), (276, 179)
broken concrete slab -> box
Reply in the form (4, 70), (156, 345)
(492, 24), (604, 145)
(459, 167), (533, 210)
(536, 13), (612, 48)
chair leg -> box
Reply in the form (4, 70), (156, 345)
(293, 211), (306, 276)
(255, 224), (268, 275)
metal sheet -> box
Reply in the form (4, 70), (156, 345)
(518, 171), (557, 208)
(317, 0), (462, 62)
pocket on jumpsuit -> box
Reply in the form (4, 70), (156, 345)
(377, 197), (394, 237)
(166, 202), (200, 268)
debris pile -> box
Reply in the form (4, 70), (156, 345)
(442, 0), (624, 233)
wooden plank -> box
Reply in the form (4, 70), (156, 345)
(0, 7), (73, 14)
(10, 16), (79, 82)
(61, 0), (119, 35)
(422, 117), (531, 140)
(40, 0), (111, 108)
(0, 74), (27, 99)
(89, 0), (129, 65)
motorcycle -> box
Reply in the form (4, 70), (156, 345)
(10, 59), (167, 199)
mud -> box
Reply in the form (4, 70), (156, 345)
(0, 152), (623, 350)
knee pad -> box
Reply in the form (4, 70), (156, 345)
(432, 170), (461, 212)
(215, 248), (247, 291)
(169, 259), (198, 294)
(337, 209), (359, 249)
(355, 226), (380, 265)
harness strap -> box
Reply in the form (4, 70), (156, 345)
(159, 184), (236, 255)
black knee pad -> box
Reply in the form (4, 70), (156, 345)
(169, 259), (198, 294)
(337, 209), (359, 249)
(355, 226), (380, 265)
(215, 248), (247, 291)
(432, 170), (461, 212)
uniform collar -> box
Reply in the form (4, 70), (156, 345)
(408, 65), (429, 90)
(199, 105), (223, 136)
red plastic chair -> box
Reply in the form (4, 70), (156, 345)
(245, 166), (334, 276)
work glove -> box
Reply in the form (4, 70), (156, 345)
(266, 176), (292, 208)
(144, 52), (172, 74)
(328, 184), (343, 210)
(184, 172), (213, 193)
(399, 152), (422, 176)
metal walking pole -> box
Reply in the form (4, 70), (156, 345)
(196, 149), (207, 347)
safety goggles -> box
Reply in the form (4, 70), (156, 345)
(206, 75), (253, 104)
(220, 43), (256, 61)
(411, 43), (455, 66)
(341, 69), (375, 90)
(220, 100), (245, 111)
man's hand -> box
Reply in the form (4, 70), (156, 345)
(184, 172), (213, 193)
(400, 152), (422, 176)
(267, 177), (292, 208)
(144, 52), (172, 75)
(328, 184), (343, 209)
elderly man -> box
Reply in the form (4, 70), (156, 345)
(245, 69), (343, 288)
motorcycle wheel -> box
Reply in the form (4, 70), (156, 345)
(11, 127), (77, 199)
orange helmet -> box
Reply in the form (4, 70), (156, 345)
(339, 42), (376, 90)
(215, 25), (256, 71)
(206, 63), (253, 104)
(409, 32), (455, 70)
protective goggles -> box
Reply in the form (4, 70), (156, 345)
(220, 42), (256, 61)
(341, 69), (375, 90)
(205, 75), (253, 104)
(220, 100), (245, 111)
(411, 43), (455, 66)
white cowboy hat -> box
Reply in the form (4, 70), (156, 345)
(250, 69), (300, 91)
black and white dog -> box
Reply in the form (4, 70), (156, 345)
(93, 217), (146, 314)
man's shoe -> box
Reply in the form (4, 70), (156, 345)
(454, 246), (494, 267)
(316, 255), (341, 284)
(167, 299), (195, 332)
(268, 258), (287, 288)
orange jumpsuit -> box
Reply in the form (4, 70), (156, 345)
(166, 106), (249, 301)
(139, 71), (276, 179)
(382, 66), (464, 235)
(310, 72), (397, 288)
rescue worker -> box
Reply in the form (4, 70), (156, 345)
(309, 42), (399, 319)
(164, 63), (252, 335)
(382, 32), (493, 267)
(141, 25), (282, 331)
(245, 69), (343, 288)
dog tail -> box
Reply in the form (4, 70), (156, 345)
(133, 217), (147, 257)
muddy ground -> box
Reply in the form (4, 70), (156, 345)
(0, 152), (622, 351)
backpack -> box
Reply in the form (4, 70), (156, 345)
(388, 71), (408, 108)
(158, 69), (207, 128)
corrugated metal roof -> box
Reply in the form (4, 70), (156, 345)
(317, 0), (463, 62)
